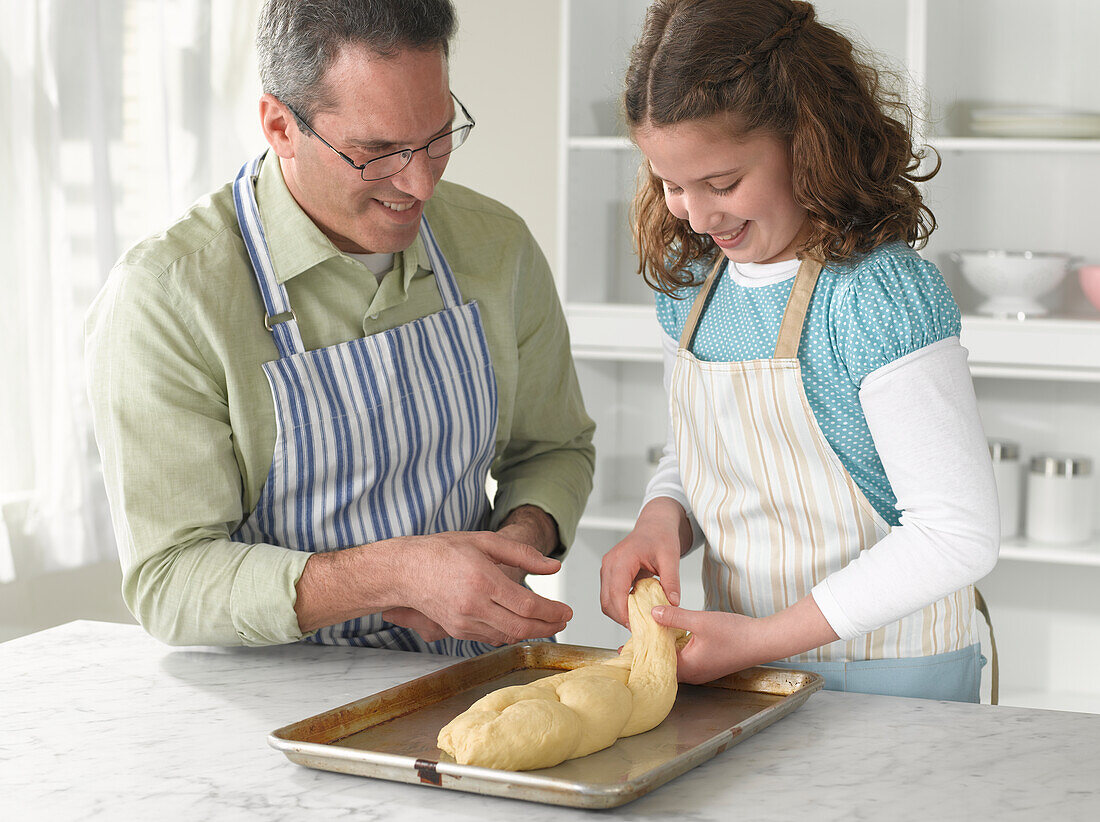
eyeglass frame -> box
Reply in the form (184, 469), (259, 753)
(283, 92), (476, 182)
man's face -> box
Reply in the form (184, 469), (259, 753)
(280, 45), (454, 254)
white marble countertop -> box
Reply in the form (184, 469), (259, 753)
(3, 620), (1099, 821)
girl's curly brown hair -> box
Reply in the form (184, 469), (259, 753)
(625, 0), (939, 295)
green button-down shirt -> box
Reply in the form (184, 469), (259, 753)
(85, 154), (595, 647)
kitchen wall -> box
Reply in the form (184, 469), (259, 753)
(0, 0), (564, 643)
(445, 1), (562, 268)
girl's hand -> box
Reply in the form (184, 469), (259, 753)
(650, 596), (841, 684)
(600, 498), (691, 628)
(651, 605), (760, 684)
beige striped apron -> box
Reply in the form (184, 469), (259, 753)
(671, 257), (977, 664)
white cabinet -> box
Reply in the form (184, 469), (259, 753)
(551, 0), (1100, 710)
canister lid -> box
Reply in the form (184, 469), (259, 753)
(988, 439), (1019, 461)
(1028, 453), (1093, 477)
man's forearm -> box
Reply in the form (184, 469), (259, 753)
(293, 542), (402, 635)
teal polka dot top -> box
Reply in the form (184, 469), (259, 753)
(655, 241), (962, 526)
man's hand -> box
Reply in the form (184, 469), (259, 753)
(294, 527), (572, 645)
(395, 530), (571, 645)
(495, 504), (560, 585)
(379, 607), (449, 643)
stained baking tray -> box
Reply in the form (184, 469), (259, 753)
(269, 642), (823, 809)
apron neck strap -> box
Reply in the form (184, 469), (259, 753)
(417, 217), (463, 310)
(774, 257), (823, 359)
(678, 255), (727, 351)
(233, 152), (306, 358)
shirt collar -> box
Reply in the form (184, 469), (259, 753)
(366, 236), (433, 314)
(254, 151), (433, 285)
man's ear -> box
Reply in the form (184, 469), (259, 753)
(259, 93), (297, 159)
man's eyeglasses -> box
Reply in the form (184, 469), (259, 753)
(286, 92), (475, 182)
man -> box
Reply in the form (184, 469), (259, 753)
(85, 0), (595, 653)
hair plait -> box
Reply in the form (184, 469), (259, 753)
(736, 3), (813, 72)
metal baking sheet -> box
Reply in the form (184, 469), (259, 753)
(269, 642), (823, 809)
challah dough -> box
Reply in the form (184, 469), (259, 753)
(436, 578), (686, 770)
(617, 575), (682, 737)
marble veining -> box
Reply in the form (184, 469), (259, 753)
(2, 621), (1098, 820)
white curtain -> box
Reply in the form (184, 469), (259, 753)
(0, 0), (262, 581)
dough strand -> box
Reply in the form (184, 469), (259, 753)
(437, 578), (686, 770)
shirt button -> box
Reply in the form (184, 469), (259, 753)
(368, 313), (378, 320)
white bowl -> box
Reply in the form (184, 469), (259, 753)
(951, 250), (1072, 317)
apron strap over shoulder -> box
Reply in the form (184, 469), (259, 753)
(678, 255), (727, 351)
(417, 218), (463, 310)
(233, 152), (306, 358)
(774, 257), (822, 359)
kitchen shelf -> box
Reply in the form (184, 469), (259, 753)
(568, 303), (660, 360)
(932, 137), (1100, 153)
(573, 348), (661, 364)
(579, 517), (635, 532)
(579, 499), (638, 532)
(998, 536), (1100, 568)
(960, 315), (1100, 376)
(569, 306), (1100, 379)
(570, 137), (1100, 155)
(968, 364), (1100, 383)
(576, 525), (1100, 568)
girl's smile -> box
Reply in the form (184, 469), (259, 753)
(710, 221), (749, 249)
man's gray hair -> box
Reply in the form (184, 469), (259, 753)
(256, 0), (457, 125)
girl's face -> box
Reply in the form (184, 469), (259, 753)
(634, 117), (810, 265)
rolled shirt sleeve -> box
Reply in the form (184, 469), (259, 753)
(85, 263), (310, 646)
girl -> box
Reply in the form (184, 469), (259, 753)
(599, 0), (999, 702)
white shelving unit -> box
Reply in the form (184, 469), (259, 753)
(554, 0), (1100, 710)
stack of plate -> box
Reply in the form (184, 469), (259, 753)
(970, 106), (1100, 139)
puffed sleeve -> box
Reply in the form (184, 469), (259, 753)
(654, 262), (709, 343)
(828, 245), (962, 387)
(654, 290), (685, 341)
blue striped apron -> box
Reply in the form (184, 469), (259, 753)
(229, 153), (500, 655)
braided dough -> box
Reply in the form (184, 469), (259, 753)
(437, 578), (687, 770)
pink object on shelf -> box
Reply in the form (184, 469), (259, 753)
(1081, 265), (1100, 313)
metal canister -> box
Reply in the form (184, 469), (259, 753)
(988, 439), (1021, 540)
(1025, 453), (1094, 545)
